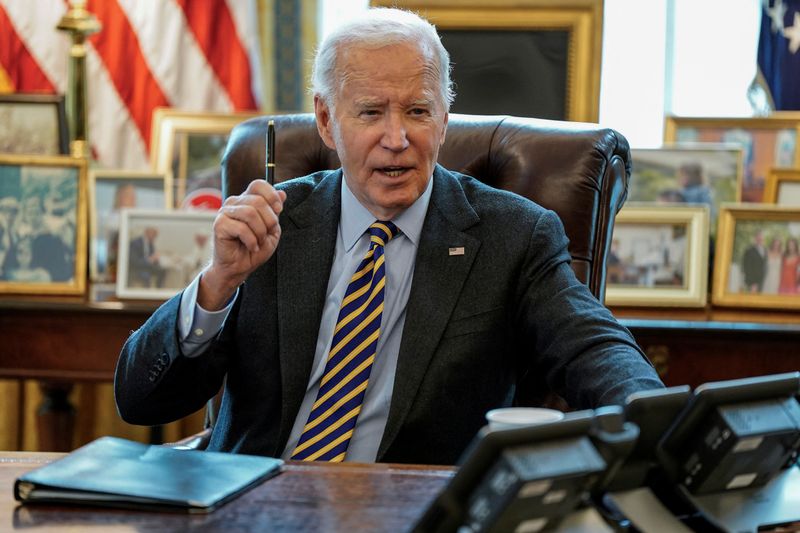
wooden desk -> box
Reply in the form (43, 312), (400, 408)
(4, 296), (799, 452)
(0, 453), (452, 532)
(0, 298), (155, 451)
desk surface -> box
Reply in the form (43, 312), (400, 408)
(0, 452), (453, 532)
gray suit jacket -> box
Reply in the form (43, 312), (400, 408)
(115, 166), (662, 465)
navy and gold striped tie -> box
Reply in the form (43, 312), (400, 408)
(291, 220), (398, 462)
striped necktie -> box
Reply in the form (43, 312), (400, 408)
(291, 220), (399, 462)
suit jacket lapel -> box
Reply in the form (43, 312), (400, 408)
(377, 166), (481, 460)
(275, 171), (341, 450)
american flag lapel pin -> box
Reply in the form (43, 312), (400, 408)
(448, 247), (465, 256)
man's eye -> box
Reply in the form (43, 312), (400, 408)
(410, 108), (429, 116)
(360, 109), (380, 117)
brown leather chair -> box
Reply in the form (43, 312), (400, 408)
(175, 112), (632, 447)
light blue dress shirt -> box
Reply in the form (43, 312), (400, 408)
(178, 176), (433, 461)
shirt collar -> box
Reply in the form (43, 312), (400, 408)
(340, 174), (433, 251)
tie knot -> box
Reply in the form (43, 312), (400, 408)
(368, 221), (398, 247)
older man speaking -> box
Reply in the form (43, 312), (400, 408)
(115, 7), (662, 465)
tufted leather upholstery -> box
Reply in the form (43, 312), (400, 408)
(222, 112), (633, 301)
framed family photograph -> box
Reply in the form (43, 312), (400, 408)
(0, 93), (69, 156)
(664, 115), (800, 203)
(373, 0), (604, 122)
(116, 209), (215, 300)
(763, 168), (800, 207)
(605, 205), (710, 307)
(712, 204), (800, 310)
(629, 145), (743, 239)
(0, 155), (87, 295)
(88, 170), (169, 283)
(150, 108), (260, 211)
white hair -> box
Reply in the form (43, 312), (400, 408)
(311, 7), (455, 110)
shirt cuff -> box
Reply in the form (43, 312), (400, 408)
(178, 272), (238, 358)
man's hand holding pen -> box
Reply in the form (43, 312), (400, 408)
(198, 180), (286, 311)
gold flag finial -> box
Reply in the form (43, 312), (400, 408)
(57, 0), (101, 159)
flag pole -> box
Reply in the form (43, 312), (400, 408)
(57, 0), (101, 159)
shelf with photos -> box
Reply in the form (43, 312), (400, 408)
(608, 114), (800, 340)
(0, 104), (261, 308)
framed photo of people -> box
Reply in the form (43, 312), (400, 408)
(712, 204), (800, 310)
(664, 115), (800, 203)
(150, 108), (261, 211)
(629, 145), (743, 239)
(0, 155), (87, 295)
(0, 93), (69, 156)
(605, 205), (710, 308)
(763, 168), (800, 207)
(88, 170), (169, 284)
(371, 0), (604, 123)
(116, 209), (215, 300)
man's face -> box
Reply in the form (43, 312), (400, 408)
(315, 42), (448, 220)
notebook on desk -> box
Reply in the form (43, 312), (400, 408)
(13, 436), (283, 513)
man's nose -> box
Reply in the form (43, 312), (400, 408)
(380, 113), (410, 151)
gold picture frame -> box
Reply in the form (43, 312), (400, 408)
(150, 108), (261, 209)
(764, 168), (800, 207)
(116, 209), (216, 300)
(372, 0), (603, 123)
(0, 155), (87, 295)
(88, 169), (169, 283)
(629, 144), (743, 240)
(0, 93), (69, 156)
(605, 205), (709, 308)
(712, 204), (800, 310)
(664, 115), (800, 203)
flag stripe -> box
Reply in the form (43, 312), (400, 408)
(177, 0), (257, 110)
(87, 0), (170, 146)
(115, 0), (232, 113)
(0, 5), (56, 92)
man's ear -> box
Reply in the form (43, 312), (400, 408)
(314, 95), (337, 150)
(439, 111), (449, 146)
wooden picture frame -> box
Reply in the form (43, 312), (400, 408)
(150, 108), (261, 209)
(664, 115), (800, 203)
(764, 168), (800, 207)
(712, 204), (800, 310)
(0, 93), (69, 156)
(629, 145), (743, 240)
(0, 155), (87, 295)
(88, 169), (169, 283)
(116, 209), (215, 300)
(605, 205), (709, 308)
(372, 0), (603, 122)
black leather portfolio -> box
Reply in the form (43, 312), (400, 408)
(13, 436), (283, 513)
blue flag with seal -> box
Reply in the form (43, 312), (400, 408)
(753, 0), (800, 110)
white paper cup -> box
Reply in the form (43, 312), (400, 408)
(485, 407), (565, 430)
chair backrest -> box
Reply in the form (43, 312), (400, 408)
(222, 112), (632, 301)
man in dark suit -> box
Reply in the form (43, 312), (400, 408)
(128, 226), (166, 289)
(742, 229), (767, 293)
(115, 7), (662, 465)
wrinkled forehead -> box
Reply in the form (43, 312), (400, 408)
(335, 41), (443, 99)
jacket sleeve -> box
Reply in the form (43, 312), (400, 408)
(114, 292), (236, 425)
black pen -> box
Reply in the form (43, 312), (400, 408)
(266, 120), (275, 185)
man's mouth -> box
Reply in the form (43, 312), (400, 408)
(378, 166), (410, 177)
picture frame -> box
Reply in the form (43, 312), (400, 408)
(88, 169), (170, 283)
(116, 209), (215, 300)
(0, 155), (87, 295)
(605, 205), (710, 308)
(150, 108), (261, 210)
(0, 93), (69, 156)
(629, 145), (743, 239)
(712, 204), (800, 310)
(372, 0), (603, 123)
(763, 168), (800, 207)
(664, 115), (800, 203)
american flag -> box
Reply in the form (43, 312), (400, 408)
(755, 0), (800, 110)
(0, 0), (262, 169)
